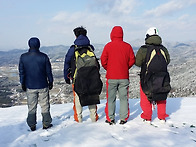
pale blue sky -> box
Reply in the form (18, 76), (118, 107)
(0, 0), (196, 50)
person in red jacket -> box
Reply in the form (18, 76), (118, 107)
(101, 26), (135, 125)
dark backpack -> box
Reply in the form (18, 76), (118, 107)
(73, 45), (103, 106)
(140, 45), (171, 102)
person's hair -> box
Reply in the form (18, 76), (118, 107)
(73, 26), (87, 37)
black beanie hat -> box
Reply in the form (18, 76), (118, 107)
(28, 37), (40, 49)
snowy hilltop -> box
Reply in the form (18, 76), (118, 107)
(0, 97), (196, 147)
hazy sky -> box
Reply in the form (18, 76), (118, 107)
(0, 0), (196, 50)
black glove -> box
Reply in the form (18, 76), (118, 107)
(49, 82), (53, 90)
(65, 79), (71, 84)
(22, 85), (26, 92)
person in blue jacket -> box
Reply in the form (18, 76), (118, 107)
(64, 26), (99, 123)
(19, 37), (53, 131)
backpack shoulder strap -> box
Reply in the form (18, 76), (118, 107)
(146, 49), (156, 69)
(159, 48), (167, 63)
(145, 45), (154, 70)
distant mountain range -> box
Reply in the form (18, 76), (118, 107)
(0, 45), (69, 66)
(0, 41), (195, 66)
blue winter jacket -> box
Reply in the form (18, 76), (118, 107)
(64, 35), (94, 80)
(19, 48), (53, 89)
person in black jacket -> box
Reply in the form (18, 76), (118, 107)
(19, 37), (53, 131)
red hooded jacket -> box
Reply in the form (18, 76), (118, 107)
(101, 26), (135, 79)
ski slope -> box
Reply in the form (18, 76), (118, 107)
(0, 97), (196, 147)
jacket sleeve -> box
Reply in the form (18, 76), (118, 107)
(128, 46), (135, 69)
(100, 45), (108, 70)
(64, 46), (75, 80)
(18, 55), (25, 85)
(135, 47), (146, 67)
(46, 56), (53, 83)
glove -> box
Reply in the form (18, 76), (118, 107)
(22, 85), (26, 92)
(65, 79), (71, 84)
(49, 82), (53, 90)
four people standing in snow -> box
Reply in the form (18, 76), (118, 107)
(19, 26), (170, 131)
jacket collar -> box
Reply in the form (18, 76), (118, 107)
(28, 48), (40, 52)
(74, 35), (90, 46)
(145, 35), (162, 45)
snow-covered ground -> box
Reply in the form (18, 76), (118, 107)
(0, 97), (196, 147)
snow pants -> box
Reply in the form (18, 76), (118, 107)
(72, 85), (99, 122)
(26, 88), (52, 128)
(140, 84), (169, 120)
(105, 79), (130, 122)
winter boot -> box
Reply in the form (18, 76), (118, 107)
(43, 124), (53, 129)
(30, 125), (36, 131)
(105, 120), (115, 125)
(119, 120), (127, 125)
(159, 119), (166, 124)
(143, 119), (151, 124)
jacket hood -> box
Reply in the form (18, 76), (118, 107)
(145, 35), (162, 45)
(28, 37), (40, 49)
(74, 35), (90, 46)
(110, 26), (123, 41)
